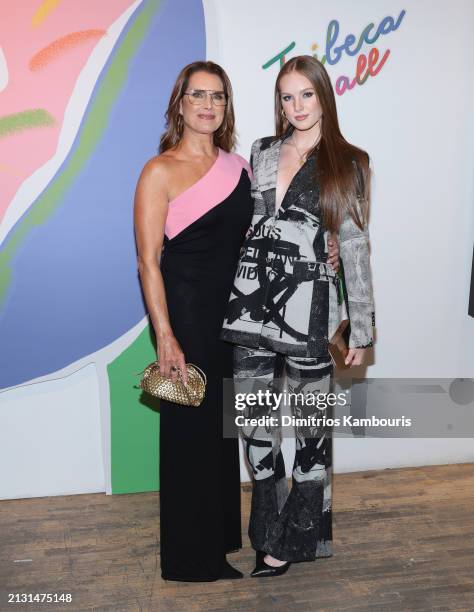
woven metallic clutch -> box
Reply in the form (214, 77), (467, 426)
(137, 361), (206, 407)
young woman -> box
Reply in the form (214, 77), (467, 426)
(221, 55), (375, 577)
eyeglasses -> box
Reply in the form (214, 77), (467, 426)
(184, 89), (227, 106)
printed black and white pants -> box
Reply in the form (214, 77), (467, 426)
(233, 345), (333, 563)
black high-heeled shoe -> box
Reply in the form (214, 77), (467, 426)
(250, 557), (291, 578)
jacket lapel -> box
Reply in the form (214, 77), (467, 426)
(279, 147), (318, 215)
(257, 134), (318, 217)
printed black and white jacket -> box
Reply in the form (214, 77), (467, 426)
(220, 135), (375, 358)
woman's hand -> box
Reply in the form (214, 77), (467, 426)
(157, 334), (188, 384)
(327, 233), (340, 272)
(344, 348), (367, 367)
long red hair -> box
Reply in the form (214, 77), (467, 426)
(275, 56), (370, 232)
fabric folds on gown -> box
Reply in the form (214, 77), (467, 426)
(158, 149), (253, 581)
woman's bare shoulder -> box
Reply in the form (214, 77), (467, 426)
(140, 152), (176, 180)
(137, 154), (180, 201)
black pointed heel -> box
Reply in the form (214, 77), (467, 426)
(250, 558), (291, 578)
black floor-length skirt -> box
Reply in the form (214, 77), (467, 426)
(158, 166), (253, 581)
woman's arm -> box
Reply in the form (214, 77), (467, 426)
(338, 177), (375, 366)
(133, 159), (188, 383)
(328, 234), (340, 272)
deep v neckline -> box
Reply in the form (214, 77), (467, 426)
(274, 137), (308, 215)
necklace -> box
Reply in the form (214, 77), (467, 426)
(289, 135), (321, 166)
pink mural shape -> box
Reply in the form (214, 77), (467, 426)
(0, 0), (136, 222)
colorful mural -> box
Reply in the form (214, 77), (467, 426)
(0, 0), (206, 494)
(0, 0), (206, 389)
(0, 0), (134, 222)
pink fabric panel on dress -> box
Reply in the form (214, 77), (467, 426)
(232, 152), (253, 181)
(164, 149), (252, 240)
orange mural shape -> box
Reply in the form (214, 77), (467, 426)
(29, 29), (107, 71)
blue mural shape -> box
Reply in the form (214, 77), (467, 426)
(0, 0), (206, 388)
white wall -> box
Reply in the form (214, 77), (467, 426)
(203, 0), (474, 478)
(0, 364), (105, 499)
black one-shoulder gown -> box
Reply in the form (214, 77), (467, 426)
(158, 150), (253, 581)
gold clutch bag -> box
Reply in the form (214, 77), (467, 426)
(137, 361), (206, 407)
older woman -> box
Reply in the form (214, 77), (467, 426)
(134, 61), (253, 582)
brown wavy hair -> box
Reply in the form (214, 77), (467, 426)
(275, 55), (370, 232)
(159, 61), (235, 154)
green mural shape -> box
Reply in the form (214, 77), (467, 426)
(108, 323), (159, 494)
(0, 109), (55, 138)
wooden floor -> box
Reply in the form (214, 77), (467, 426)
(1, 463), (474, 612)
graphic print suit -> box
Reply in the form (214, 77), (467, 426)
(220, 135), (375, 356)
